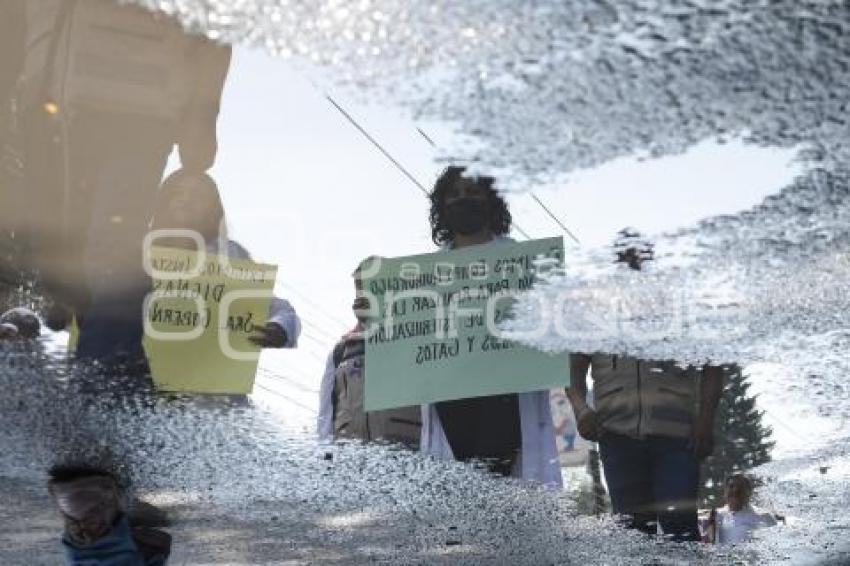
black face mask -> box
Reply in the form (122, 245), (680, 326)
(445, 198), (489, 236)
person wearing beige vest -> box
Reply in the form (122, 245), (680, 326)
(567, 229), (724, 541)
(319, 258), (421, 448)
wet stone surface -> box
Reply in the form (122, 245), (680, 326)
(1, 348), (848, 564)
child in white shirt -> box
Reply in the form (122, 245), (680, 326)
(705, 474), (778, 544)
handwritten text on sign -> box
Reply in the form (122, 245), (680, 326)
(362, 237), (569, 411)
(142, 246), (277, 394)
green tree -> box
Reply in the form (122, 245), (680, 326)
(700, 366), (774, 508)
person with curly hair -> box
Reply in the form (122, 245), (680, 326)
(428, 166), (514, 247)
(419, 166), (561, 487)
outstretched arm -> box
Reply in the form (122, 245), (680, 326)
(317, 350), (337, 441)
(250, 297), (301, 348)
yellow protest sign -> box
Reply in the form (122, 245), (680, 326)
(141, 246), (277, 394)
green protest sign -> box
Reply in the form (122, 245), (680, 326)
(362, 237), (569, 411)
(141, 246), (277, 394)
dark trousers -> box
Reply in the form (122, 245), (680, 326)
(598, 432), (700, 542)
(25, 110), (172, 363)
(435, 394), (521, 476)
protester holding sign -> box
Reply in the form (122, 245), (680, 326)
(47, 170), (298, 560)
(149, 170), (300, 351)
(318, 257), (421, 447)
(416, 166), (562, 486)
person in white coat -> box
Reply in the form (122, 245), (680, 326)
(420, 166), (562, 487)
(149, 170), (300, 349)
(703, 474), (778, 544)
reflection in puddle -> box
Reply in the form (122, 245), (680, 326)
(125, 1), (850, 191)
(2, 0), (850, 564)
(0, 353), (690, 563)
(508, 137), (803, 247)
(700, 366), (774, 509)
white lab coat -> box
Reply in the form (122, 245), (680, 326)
(317, 349), (337, 441)
(419, 236), (562, 487)
(715, 505), (778, 544)
(421, 393), (562, 487)
(317, 325), (360, 441)
(209, 240), (301, 348)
